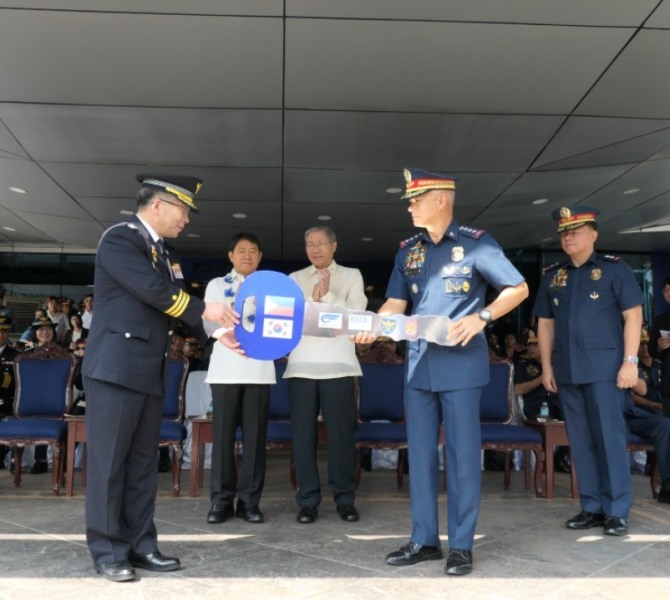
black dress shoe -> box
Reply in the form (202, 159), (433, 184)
(658, 479), (670, 504)
(603, 516), (628, 536)
(128, 551), (180, 572)
(565, 510), (606, 530)
(297, 506), (318, 524)
(236, 501), (264, 523)
(336, 503), (360, 522)
(29, 460), (48, 474)
(445, 549), (473, 576)
(385, 542), (443, 566)
(207, 503), (234, 524)
(95, 560), (137, 582)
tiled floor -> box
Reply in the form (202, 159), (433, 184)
(1, 450), (668, 600)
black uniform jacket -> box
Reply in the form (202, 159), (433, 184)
(83, 215), (205, 397)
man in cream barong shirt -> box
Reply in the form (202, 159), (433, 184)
(285, 226), (368, 524)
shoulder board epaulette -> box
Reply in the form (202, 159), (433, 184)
(458, 225), (486, 240)
(97, 221), (131, 248)
(542, 261), (563, 273)
(126, 222), (137, 230)
(601, 254), (621, 262)
(399, 233), (422, 249)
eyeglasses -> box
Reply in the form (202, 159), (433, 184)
(159, 198), (190, 216)
(305, 241), (332, 250)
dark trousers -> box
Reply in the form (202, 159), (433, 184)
(662, 392), (670, 418)
(288, 376), (357, 508)
(210, 383), (269, 508)
(626, 410), (670, 483)
(83, 377), (163, 564)
(560, 382), (631, 519)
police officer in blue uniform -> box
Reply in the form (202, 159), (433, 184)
(357, 168), (528, 576)
(513, 331), (563, 420)
(83, 174), (238, 582)
(534, 206), (642, 537)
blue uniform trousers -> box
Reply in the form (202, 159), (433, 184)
(560, 382), (631, 518)
(406, 386), (481, 550)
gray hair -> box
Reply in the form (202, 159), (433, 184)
(304, 226), (337, 243)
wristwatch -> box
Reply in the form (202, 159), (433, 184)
(478, 309), (493, 324)
(623, 355), (639, 365)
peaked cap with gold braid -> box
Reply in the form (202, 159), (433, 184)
(136, 173), (203, 212)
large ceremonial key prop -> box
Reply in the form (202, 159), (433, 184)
(235, 271), (453, 360)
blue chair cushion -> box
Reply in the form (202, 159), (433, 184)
(16, 358), (73, 417)
(267, 421), (292, 442)
(480, 423), (543, 444)
(355, 422), (407, 443)
(269, 362), (291, 419)
(163, 359), (186, 419)
(359, 363), (406, 421)
(0, 419), (67, 440)
(479, 362), (513, 422)
(159, 420), (186, 441)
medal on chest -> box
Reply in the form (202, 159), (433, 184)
(550, 268), (568, 289)
(171, 262), (184, 280)
(404, 243), (426, 275)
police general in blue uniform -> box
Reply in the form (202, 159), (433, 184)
(83, 174), (238, 582)
(358, 168), (528, 576)
(533, 206), (643, 537)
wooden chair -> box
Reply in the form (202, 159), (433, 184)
(627, 433), (660, 499)
(479, 361), (545, 497)
(158, 356), (189, 496)
(0, 344), (75, 495)
(354, 362), (407, 489)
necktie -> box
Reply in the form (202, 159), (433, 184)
(156, 240), (173, 280)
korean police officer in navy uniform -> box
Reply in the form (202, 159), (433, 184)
(356, 168), (528, 576)
(83, 174), (238, 582)
(533, 206), (643, 537)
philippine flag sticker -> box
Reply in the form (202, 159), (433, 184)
(264, 295), (295, 318)
(263, 318), (294, 339)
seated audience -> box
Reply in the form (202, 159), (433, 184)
(24, 317), (62, 474)
(0, 315), (19, 469)
(502, 331), (525, 363)
(80, 293), (94, 330)
(63, 313), (88, 350)
(514, 331), (570, 472)
(632, 329), (663, 415)
(356, 337), (404, 364)
(624, 379), (670, 504)
(45, 296), (69, 344)
(19, 308), (47, 343)
(183, 336), (205, 372)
